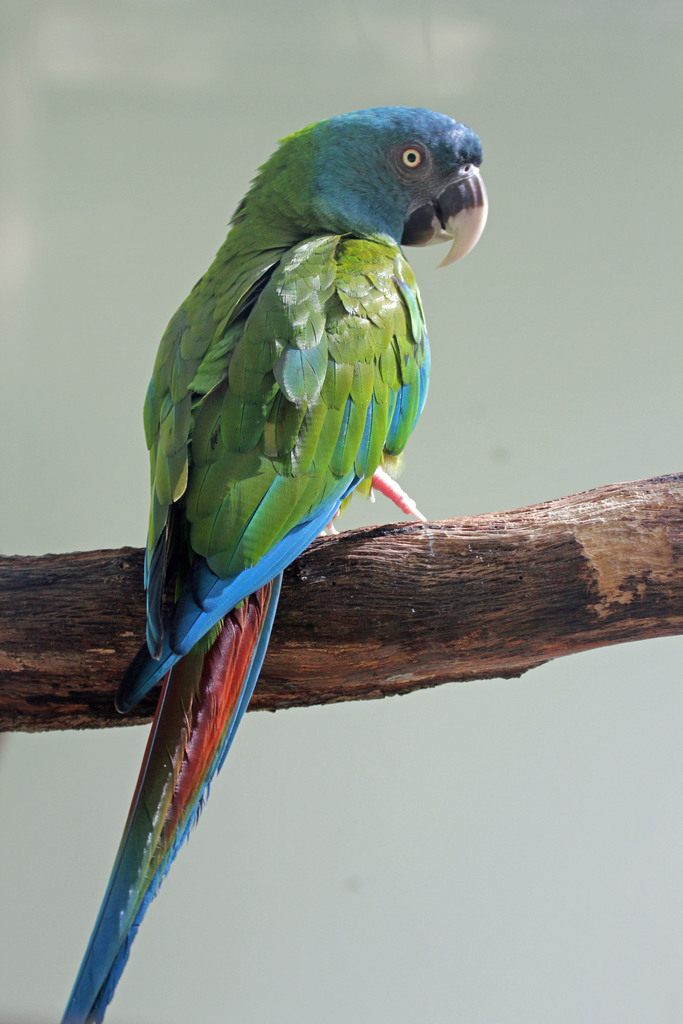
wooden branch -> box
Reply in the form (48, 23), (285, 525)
(2, 474), (682, 733)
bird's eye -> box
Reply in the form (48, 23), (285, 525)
(401, 147), (423, 168)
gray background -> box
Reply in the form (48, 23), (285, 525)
(2, 2), (682, 1022)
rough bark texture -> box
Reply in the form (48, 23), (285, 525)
(2, 474), (682, 733)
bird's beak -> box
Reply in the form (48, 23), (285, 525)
(435, 167), (488, 266)
(401, 165), (488, 266)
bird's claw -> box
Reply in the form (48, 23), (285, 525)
(319, 516), (340, 537)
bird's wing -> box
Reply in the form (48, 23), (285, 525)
(120, 232), (429, 710)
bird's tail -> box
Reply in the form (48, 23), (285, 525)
(61, 575), (282, 1024)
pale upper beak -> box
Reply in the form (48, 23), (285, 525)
(401, 165), (488, 266)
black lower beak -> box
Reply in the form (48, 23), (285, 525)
(402, 202), (441, 247)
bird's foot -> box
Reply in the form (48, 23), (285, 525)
(371, 466), (427, 522)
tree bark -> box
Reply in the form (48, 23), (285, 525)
(2, 474), (682, 733)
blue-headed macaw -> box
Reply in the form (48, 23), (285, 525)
(62, 106), (487, 1023)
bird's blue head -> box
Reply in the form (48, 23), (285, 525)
(310, 106), (487, 264)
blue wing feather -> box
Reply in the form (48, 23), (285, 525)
(117, 472), (357, 712)
(384, 335), (430, 454)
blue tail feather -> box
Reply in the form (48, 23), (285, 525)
(63, 577), (283, 1024)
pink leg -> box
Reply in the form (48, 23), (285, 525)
(371, 466), (427, 522)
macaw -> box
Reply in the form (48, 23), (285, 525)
(62, 106), (487, 1024)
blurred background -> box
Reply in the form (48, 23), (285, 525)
(1, 2), (682, 1022)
